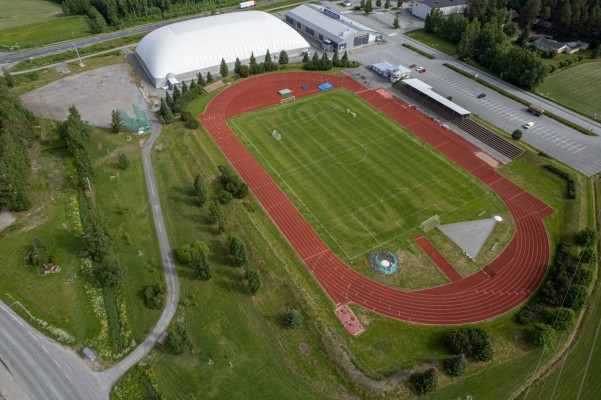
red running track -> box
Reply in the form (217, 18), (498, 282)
(414, 236), (463, 282)
(199, 72), (554, 325)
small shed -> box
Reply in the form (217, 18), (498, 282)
(82, 347), (97, 362)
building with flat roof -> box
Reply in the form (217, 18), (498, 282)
(136, 11), (309, 87)
(285, 4), (382, 53)
(411, 0), (467, 20)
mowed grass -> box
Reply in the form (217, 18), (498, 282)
(0, 0), (64, 30)
(149, 122), (358, 399)
(229, 90), (512, 287)
(537, 62), (601, 121)
(405, 29), (457, 56)
(0, 14), (89, 49)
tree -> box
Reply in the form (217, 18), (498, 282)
(197, 72), (206, 86)
(444, 354), (466, 377)
(238, 64), (250, 78)
(167, 322), (193, 355)
(409, 368), (438, 395)
(249, 52), (259, 75)
(247, 268), (262, 294)
(592, 45), (600, 59)
(393, 15), (400, 29)
(516, 25), (531, 47)
(376, 0), (381, 7)
(110, 110), (122, 133)
(565, 285), (587, 310)
(279, 49), (289, 65)
(364, 0), (373, 15)
(576, 228), (597, 246)
(0, 133), (32, 211)
(220, 58), (229, 78)
(285, 309), (303, 328)
(3, 69), (15, 88)
(302, 52), (310, 63)
(159, 97), (173, 123)
(424, 8), (444, 34)
(341, 51), (349, 67)
(175, 244), (192, 264)
(209, 199), (226, 232)
(85, 208), (112, 262)
(520, 0), (542, 27)
(457, 19), (481, 60)
(439, 13), (468, 44)
(25, 239), (49, 266)
(474, 21), (506, 66)
(528, 323), (556, 349)
(118, 153), (130, 170)
(144, 283), (166, 309)
(512, 129), (523, 140)
(384, 0), (390, 9)
(234, 57), (242, 74)
(228, 236), (248, 267)
(447, 328), (493, 361)
(165, 91), (174, 110)
(96, 255), (123, 288)
(206, 71), (214, 83)
(88, 6), (108, 33)
(580, 247), (597, 264)
(547, 308), (574, 331)
(397, 0), (401, 6)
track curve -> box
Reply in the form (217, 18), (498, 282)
(199, 72), (554, 325)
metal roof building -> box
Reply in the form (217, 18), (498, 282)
(285, 4), (382, 53)
(411, 0), (467, 20)
(403, 79), (470, 117)
(136, 11), (310, 87)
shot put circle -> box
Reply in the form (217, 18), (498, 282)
(322, 139), (367, 164)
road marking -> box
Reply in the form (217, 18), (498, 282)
(0, 304), (6, 311)
(42, 345), (49, 353)
(28, 331), (38, 341)
(53, 359), (60, 367)
(9, 313), (24, 327)
(388, 33), (397, 36)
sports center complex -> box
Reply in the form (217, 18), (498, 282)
(135, 8), (554, 334)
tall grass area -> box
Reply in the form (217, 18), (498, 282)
(0, 0), (65, 30)
(0, 15), (90, 49)
(536, 62), (601, 122)
(229, 90), (513, 288)
(148, 122), (360, 399)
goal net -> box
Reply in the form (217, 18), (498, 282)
(420, 215), (441, 232)
(272, 130), (282, 141)
(280, 96), (295, 104)
(346, 108), (357, 118)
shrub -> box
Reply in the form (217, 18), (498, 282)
(444, 354), (466, 377)
(144, 283), (166, 309)
(574, 268), (593, 286)
(512, 129), (523, 140)
(447, 328), (493, 361)
(409, 368), (438, 395)
(118, 153), (130, 170)
(217, 190), (233, 204)
(565, 285), (587, 310)
(95, 256), (123, 288)
(25, 239), (49, 266)
(544, 164), (576, 199)
(547, 307), (574, 331)
(580, 247), (597, 264)
(515, 302), (545, 324)
(285, 309), (303, 329)
(175, 244), (192, 264)
(167, 322), (193, 355)
(247, 268), (262, 294)
(576, 228), (597, 246)
(528, 323), (556, 349)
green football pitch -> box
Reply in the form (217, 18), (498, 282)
(229, 90), (509, 260)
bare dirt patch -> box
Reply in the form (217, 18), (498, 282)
(475, 151), (502, 168)
(20, 63), (146, 128)
(0, 207), (15, 231)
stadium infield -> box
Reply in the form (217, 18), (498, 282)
(228, 90), (508, 262)
(199, 72), (554, 324)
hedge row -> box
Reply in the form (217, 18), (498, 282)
(443, 63), (596, 137)
(402, 43), (436, 59)
(543, 164), (577, 199)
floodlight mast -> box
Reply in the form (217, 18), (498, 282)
(73, 44), (85, 68)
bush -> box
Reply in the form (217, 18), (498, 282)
(175, 244), (192, 264)
(528, 323), (556, 349)
(285, 309), (303, 329)
(25, 239), (49, 266)
(576, 228), (597, 246)
(144, 283), (166, 309)
(118, 153), (130, 170)
(217, 190), (233, 204)
(515, 302), (545, 325)
(512, 129), (523, 140)
(580, 247), (597, 264)
(565, 285), (587, 310)
(574, 268), (593, 286)
(547, 307), (574, 331)
(409, 368), (438, 395)
(247, 268), (262, 294)
(447, 328), (493, 361)
(544, 164), (576, 199)
(95, 256), (123, 288)
(444, 354), (466, 377)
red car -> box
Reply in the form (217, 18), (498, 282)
(409, 64), (417, 68)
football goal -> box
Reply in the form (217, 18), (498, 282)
(346, 108), (357, 118)
(272, 130), (282, 141)
(420, 215), (441, 232)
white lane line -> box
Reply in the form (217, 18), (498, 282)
(0, 304), (6, 311)
(41, 345), (49, 353)
(9, 312), (24, 327)
(53, 359), (60, 367)
(28, 331), (38, 341)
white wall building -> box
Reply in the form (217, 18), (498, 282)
(411, 0), (467, 20)
(136, 11), (310, 87)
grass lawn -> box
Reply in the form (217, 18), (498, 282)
(0, 14), (90, 49)
(537, 61), (601, 122)
(229, 89), (512, 289)
(0, 0), (64, 30)
(147, 121), (360, 399)
(405, 29), (457, 56)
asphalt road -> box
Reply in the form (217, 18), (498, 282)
(0, 302), (104, 400)
(322, 1), (601, 176)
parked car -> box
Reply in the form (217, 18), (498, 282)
(477, 93), (486, 99)
(419, 68), (427, 73)
(523, 122), (534, 129)
(416, 66), (426, 73)
(409, 64), (417, 68)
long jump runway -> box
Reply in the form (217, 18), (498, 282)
(199, 72), (554, 325)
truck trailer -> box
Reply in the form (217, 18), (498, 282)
(371, 62), (411, 83)
(240, 1), (257, 8)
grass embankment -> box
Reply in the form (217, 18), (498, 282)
(0, 0), (65, 30)
(405, 29), (456, 56)
(10, 34), (145, 72)
(0, 123), (161, 346)
(444, 63), (597, 136)
(0, 15), (90, 49)
(229, 89), (512, 288)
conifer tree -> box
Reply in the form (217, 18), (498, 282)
(220, 58), (229, 77)
(206, 71), (214, 83)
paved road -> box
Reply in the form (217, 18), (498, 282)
(0, 302), (104, 400)
(322, 1), (601, 176)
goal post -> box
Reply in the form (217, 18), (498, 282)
(420, 215), (441, 232)
(272, 130), (282, 141)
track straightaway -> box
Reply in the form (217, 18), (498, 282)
(199, 72), (554, 325)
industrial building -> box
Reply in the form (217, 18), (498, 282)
(135, 11), (310, 87)
(410, 0), (467, 20)
(285, 4), (383, 53)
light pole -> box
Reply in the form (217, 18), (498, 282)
(73, 43), (85, 68)
(500, 72), (504, 81)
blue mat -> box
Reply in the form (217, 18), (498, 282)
(301, 85), (308, 89)
(318, 83), (334, 91)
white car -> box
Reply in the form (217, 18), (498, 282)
(523, 122), (534, 129)
(416, 66), (425, 72)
